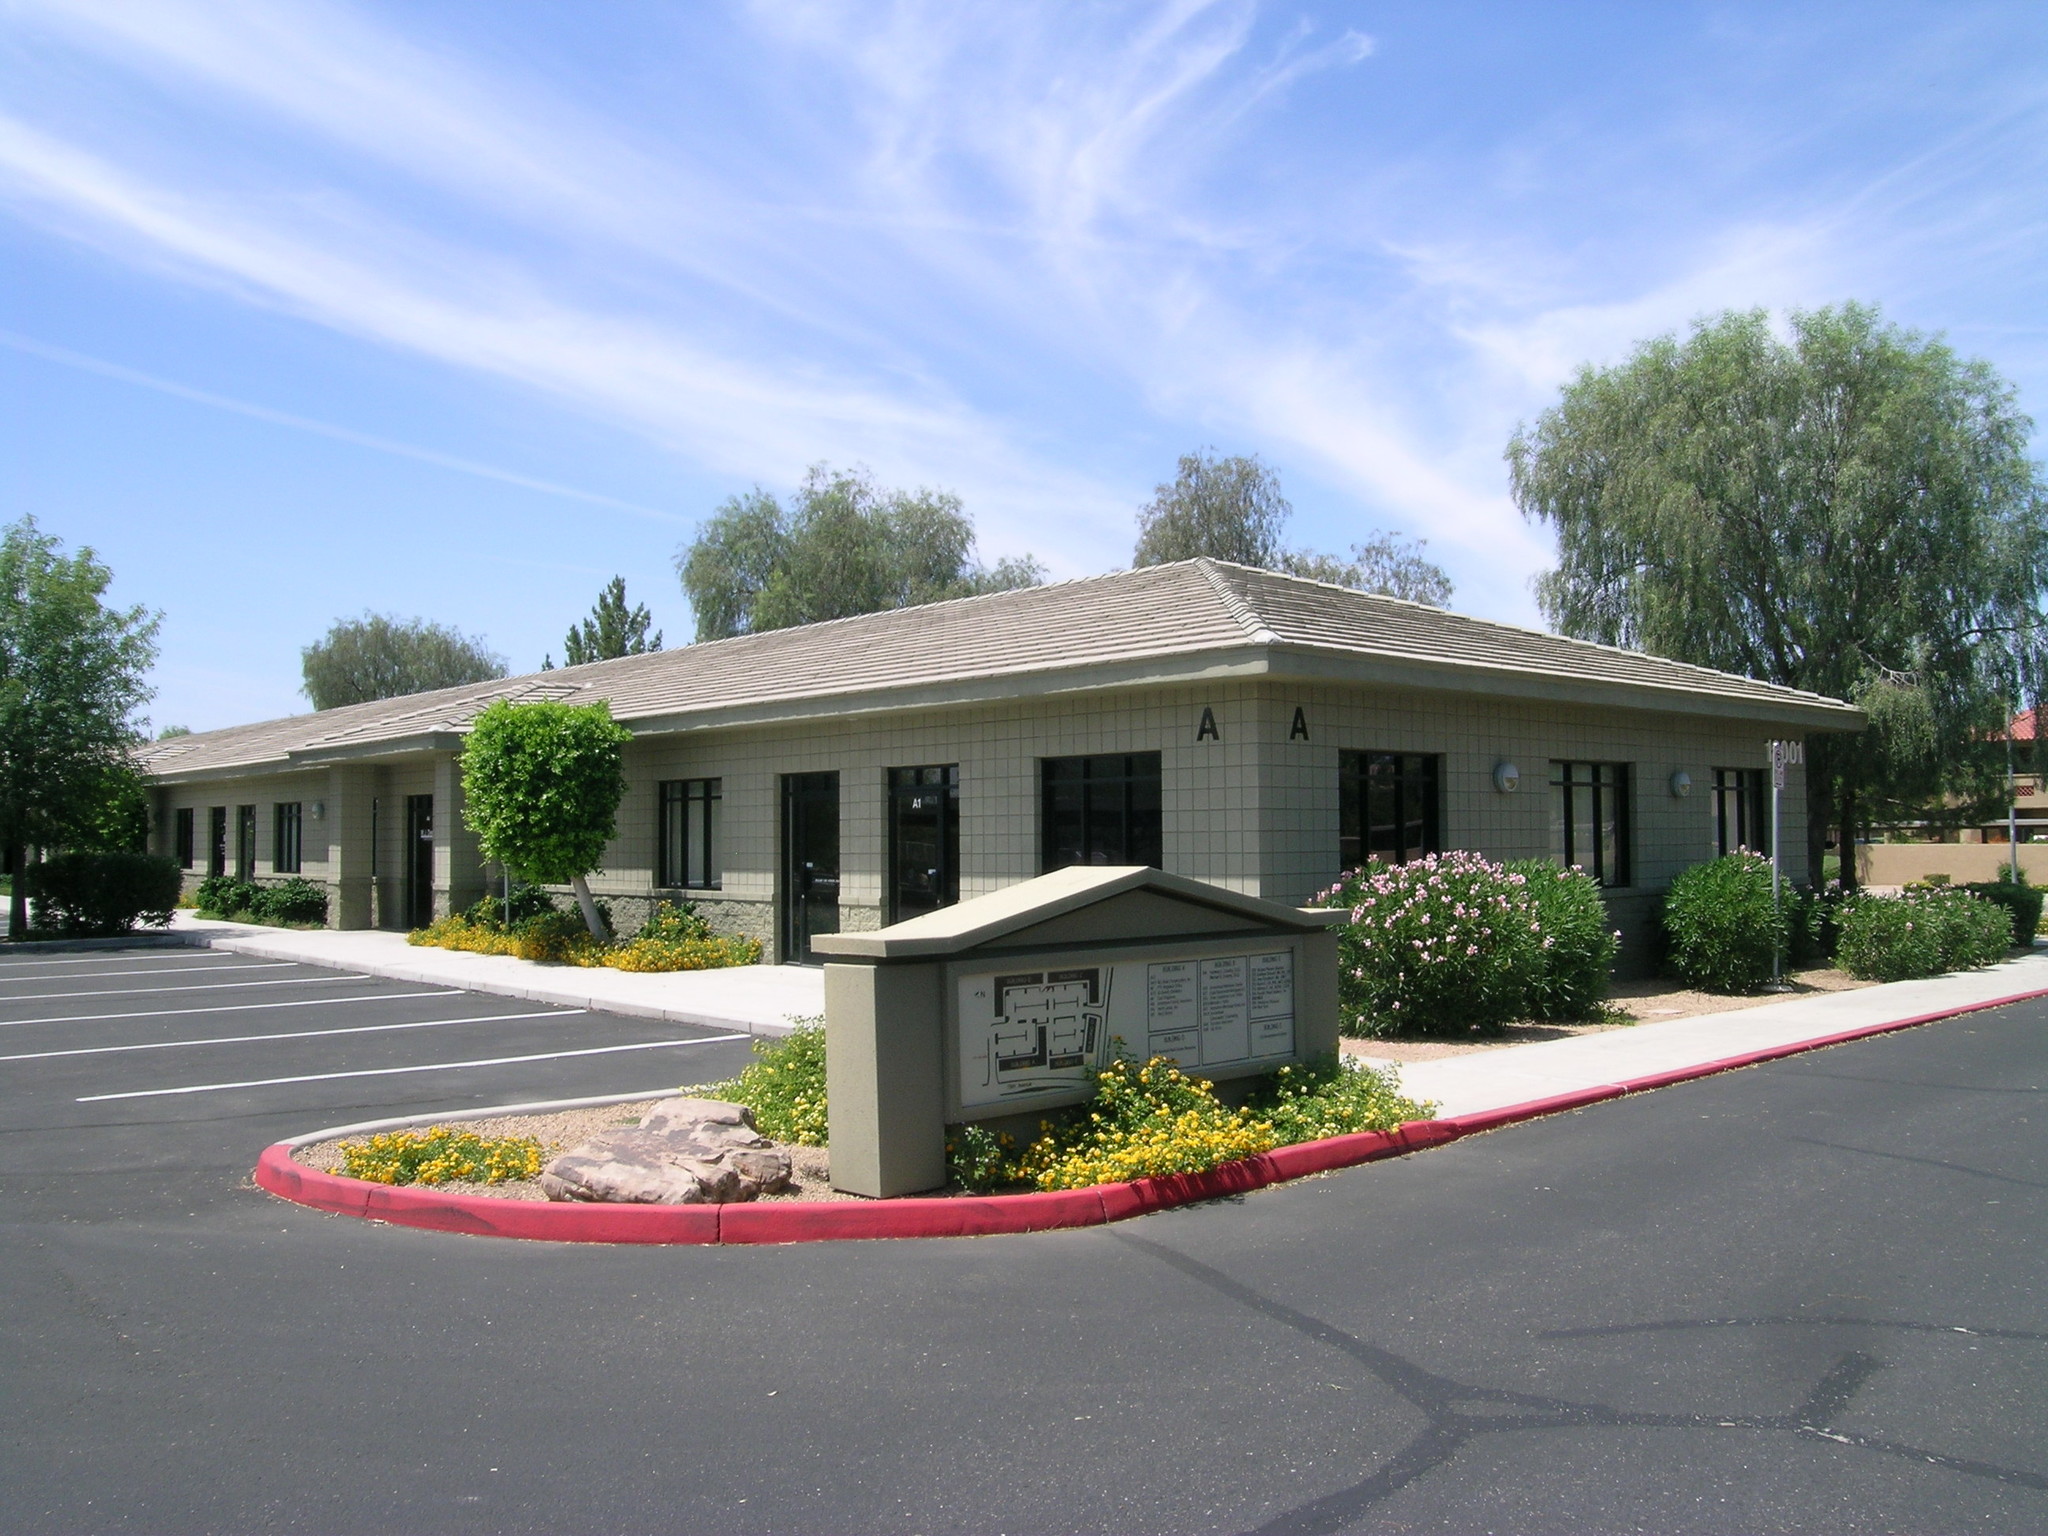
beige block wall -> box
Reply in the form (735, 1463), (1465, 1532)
(1859, 842), (2042, 887)
(154, 770), (332, 895)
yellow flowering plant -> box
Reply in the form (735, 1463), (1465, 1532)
(338, 1126), (547, 1186)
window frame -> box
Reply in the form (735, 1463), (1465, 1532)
(274, 802), (303, 875)
(1040, 752), (1163, 873)
(1550, 760), (1633, 888)
(1338, 751), (1442, 870)
(234, 805), (258, 880)
(174, 808), (195, 870)
(1712, 767), (1769, 856)
(657, 777), (723, 890)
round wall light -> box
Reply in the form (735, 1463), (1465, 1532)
(1493, 761), (1521, 794)
(1669, 770), (1693, 799)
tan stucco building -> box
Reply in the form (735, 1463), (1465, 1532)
(137, 560), (1862, 968)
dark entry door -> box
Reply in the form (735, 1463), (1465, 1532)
(889, 765), (958, 923)
(781, 772), (840, 964)
(405, 794), (435, 930)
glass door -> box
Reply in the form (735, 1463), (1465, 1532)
(405, 794), (435, 930)
(888, 765), (958, 923)
(781, 772), (840, 964)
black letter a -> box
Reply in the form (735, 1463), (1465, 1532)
(1197, 707), (1220, 742)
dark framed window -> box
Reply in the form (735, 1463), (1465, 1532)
(235, 805), (257, 879)
(1712, 768), (1768, 856)
(889, 765), (959, 923)
(208, 806), (228, 878)
(1339, 752), (1441, 869)
(174, 808), (195, 870)
(274, 802), (303, 874)
(1042, 753), (1162, 872)
(1551, 762), (1631, 887)
(658, 778), (722, 889)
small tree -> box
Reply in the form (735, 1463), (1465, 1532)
(561, 577), (662, 665)
(302, 613), (506, 709)
(0, 517), (160, 938)
(459, 700), (630, 940)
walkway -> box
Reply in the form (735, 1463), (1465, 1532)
(1373, 949), (2048, 1116)
(167, 913), (823, 1037)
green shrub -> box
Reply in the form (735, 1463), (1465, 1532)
(1505, 860), (1618, 1020)
(946, 1124), (1020, 1193)
(696, 1021), (829, 1145)
(1837, 888), (2014, 982)
(194, 874), (260, 919)
(1962, 879), (2043, 948)
(1314, 851), (1545, 1036)
(247, 876), (328, 926)
(636, 900), (712, 943)
(1238, 1054), (1434, 1145)
(25, 851), (181, 936)
(463, 883), (560, 930)
(1661, 852), (1787, 993)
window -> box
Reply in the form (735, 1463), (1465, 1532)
(208, 807), (227, 877)
(1712, 768), (1768, 856)
(658, 778), (722, 889)
(1042, 753), (1162, 872)
(235, 805), (257, 879)
(889, 765), (959, 922)
(274, 802), (303, 874)
(1339, 752), (1440, 869)
(1551, 761), (1631, 887)
(174, 808), (195, 870)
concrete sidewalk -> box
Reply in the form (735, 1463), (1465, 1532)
(169, 913), (823, 1037)
(1371, 950), (2048, 1117)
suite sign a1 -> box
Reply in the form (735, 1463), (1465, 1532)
(954, 943), (1299, 1112)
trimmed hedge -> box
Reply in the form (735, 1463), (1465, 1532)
(25, 852), (181, 937)
(194, 874), (329, 926)
(1660, 852), (1787, 993)
(1836, 888), (2014, 982)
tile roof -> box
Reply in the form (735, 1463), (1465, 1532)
(138, 560), (1859, 780)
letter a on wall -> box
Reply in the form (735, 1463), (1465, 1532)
(1197, 707), (1220, 742)
(1290, 707), (1309, 741)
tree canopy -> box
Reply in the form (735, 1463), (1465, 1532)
(676, 465), (1045, 641)
(302, 613), (506, 709)
(1507, 302), (2048, 883)
(1132, 450), (1453, 605)
(561, 577), (661, 666)
(0, 517), (160, 936)
(460, 699), (630, 938)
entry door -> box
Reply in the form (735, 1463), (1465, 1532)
(405, 794), (435, 930)
(781, 772), (840, 964)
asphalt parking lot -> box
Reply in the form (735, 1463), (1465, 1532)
(3, 943), (2046, 1534)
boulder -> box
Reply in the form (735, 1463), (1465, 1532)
(540, 1100), (793, 1204)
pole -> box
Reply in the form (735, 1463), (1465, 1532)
(1772, 773), (1783, 987)
(2010, 714), (2020, 883)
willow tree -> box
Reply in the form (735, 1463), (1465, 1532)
(1509, 303), (2048, 885)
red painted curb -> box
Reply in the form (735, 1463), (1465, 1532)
(253, 982), (2048, 1245)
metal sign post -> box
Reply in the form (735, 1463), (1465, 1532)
(1768, 739), (1803, 989)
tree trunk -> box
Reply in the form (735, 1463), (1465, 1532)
(1838, 781), (1860, 892)
(569, 874), (611, 943)
(1805, 752), (1835, 893)
(5, 841), (25, 940)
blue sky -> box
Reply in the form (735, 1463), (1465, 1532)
(3, 1), (2044, 733)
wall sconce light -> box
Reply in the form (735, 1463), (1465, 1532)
(1493, 761), (1521, 794)
(312, 801), (327, 821)
(1669, 770), (1693, 799)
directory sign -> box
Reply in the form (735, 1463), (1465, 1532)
(955, 945), (1298, 1111)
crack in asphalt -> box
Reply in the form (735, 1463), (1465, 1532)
(1115, 1233), (2048, 1535)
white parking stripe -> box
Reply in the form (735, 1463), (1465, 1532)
(0, 951), (228, 969)
(0, 962), (296, 983)
(76, 1035), (751, 1101)
(1, 976), (371, 1004)
(0, 991), (460, 1030)
(1, 1009), (584, 1062)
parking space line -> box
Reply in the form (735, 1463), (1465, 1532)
(0, 990), (459, 1030)
(0, 951), (228, 969)
(0, 962), (296, 983)
(1, 1009), (584, 1062)
(76, 1035), (751, 1100)
(2, 975), (372, 1004)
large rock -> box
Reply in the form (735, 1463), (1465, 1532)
(540, 1099), (792, 1205)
